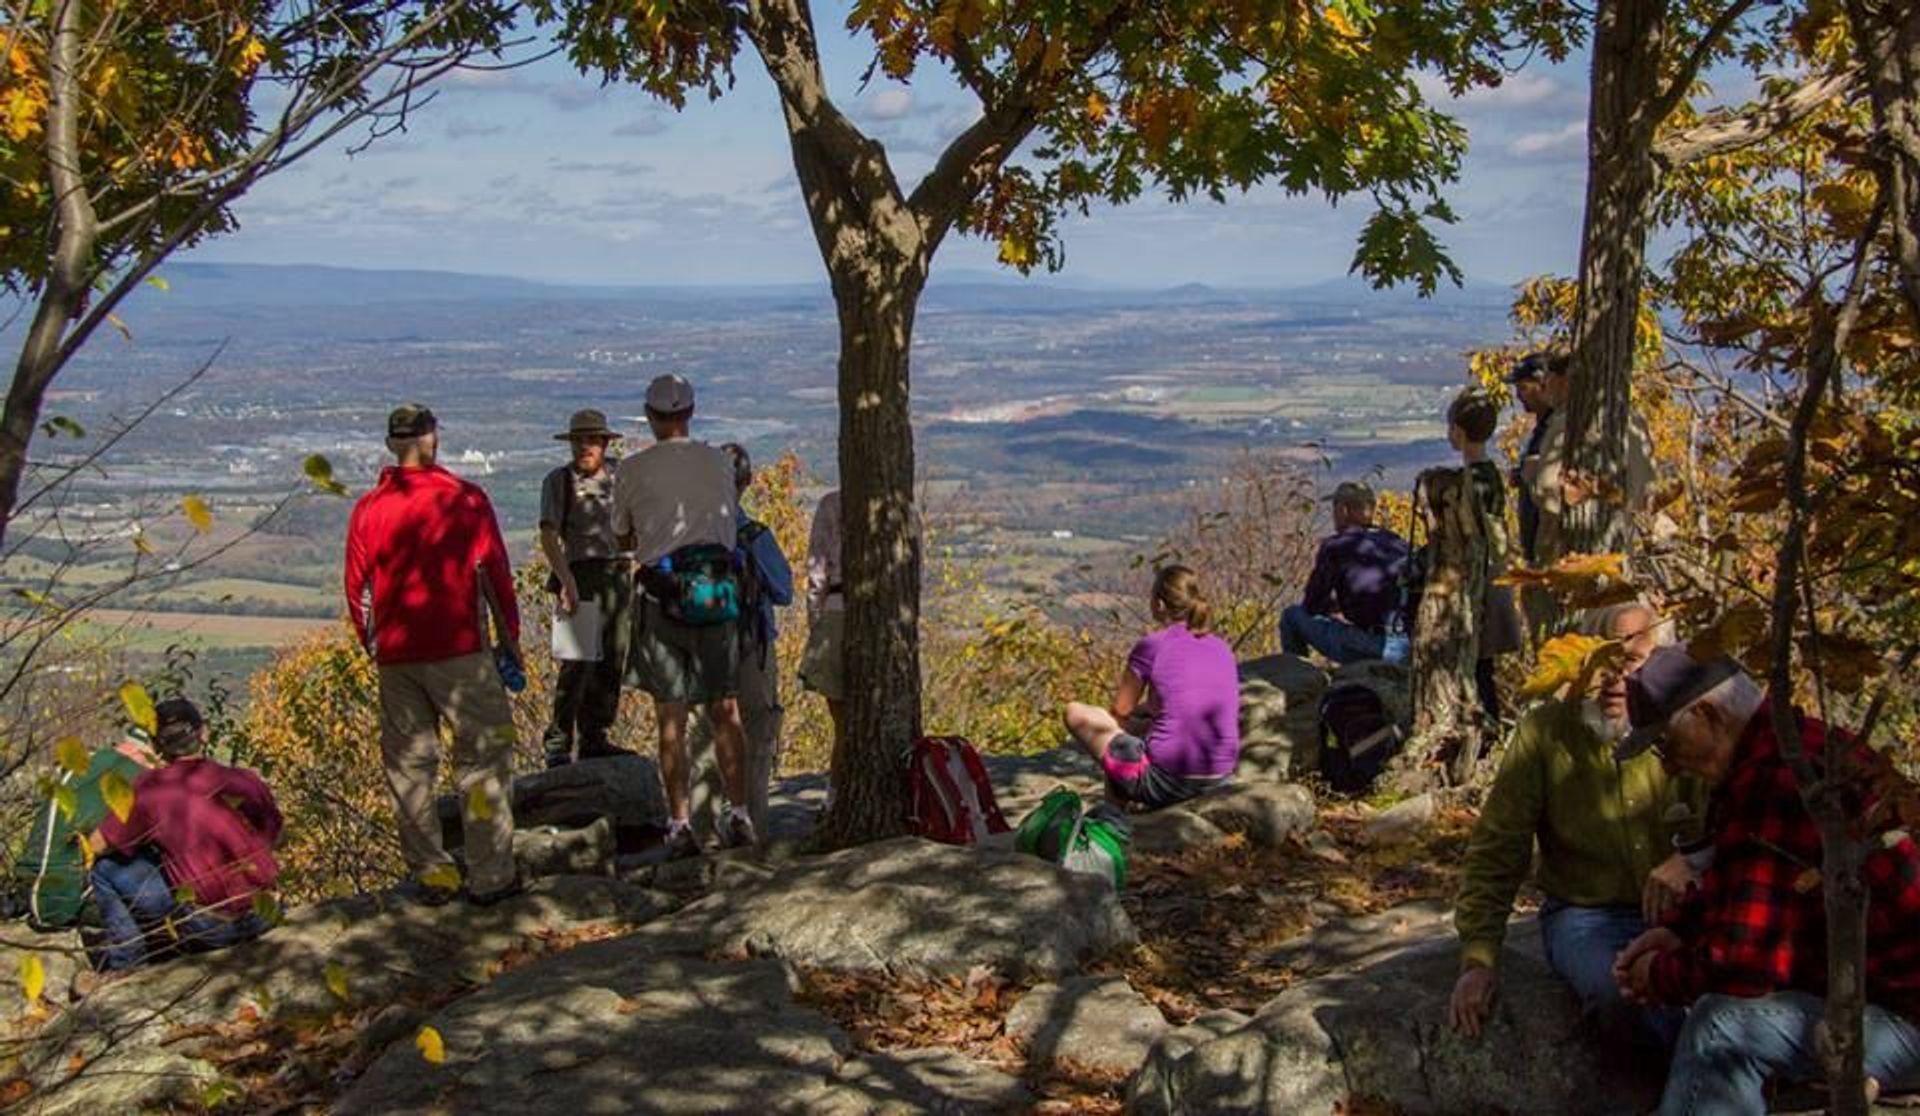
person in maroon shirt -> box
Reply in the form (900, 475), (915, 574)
(1611, 647), (1920, 1114)
(86, 699), (282, 977)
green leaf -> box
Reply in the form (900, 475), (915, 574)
(51, 784), (78, 823)
(144, 275), (170, 292)
(302, 454), (349, 497)
(324, 961), (351, 1004)
(38, 416), (85, 439)
(119, 682), (157, 734)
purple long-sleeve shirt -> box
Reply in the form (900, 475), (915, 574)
(1300, 526), (1411, 633)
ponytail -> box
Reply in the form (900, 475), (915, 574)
(1152, 565), (1213, 634)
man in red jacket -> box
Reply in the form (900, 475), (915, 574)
(345, 404), (522, 906)
(1613, 646), (1920, 1112)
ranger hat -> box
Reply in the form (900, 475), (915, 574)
(1614, 645), (1744, 761)
(387, 403), (438, 438)
(555, 409), (618, 441)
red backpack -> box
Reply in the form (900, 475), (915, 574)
(906, 736), (1011, 845)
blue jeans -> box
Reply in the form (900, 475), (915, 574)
(1661, 991), (1920, 1115)
(90, 856), (267, 971)
(1279, 605), (1385, 665)
(1539, 900), (1682, 1051)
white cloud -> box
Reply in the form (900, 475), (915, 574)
(1507, 121), (1586, 159)
(866, 88), (915, 120)
(446, 118), (508, 140)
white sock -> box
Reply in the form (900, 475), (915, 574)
(727, 805), (752, 826)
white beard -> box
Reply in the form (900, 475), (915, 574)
(1581, 699), (1630, 744)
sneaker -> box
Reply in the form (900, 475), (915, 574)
(723, 811), (758, 850)
(664, 824), (702, 861)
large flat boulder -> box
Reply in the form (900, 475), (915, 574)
(335, 938), (1030, 1116)
(1238, 654), (1328, 781)
(439, 754), (669, 853)
(1194, 783), (1316, 849)
(14, 875), (671, 1116)
(661, 837), (1135, 982)
(1126, 919), (1663, 1116)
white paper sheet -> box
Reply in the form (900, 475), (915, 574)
(551, 600), (602, 663)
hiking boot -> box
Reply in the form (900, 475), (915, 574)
(466, 875), (527, 908)
(723, 811), (758, 850)
(664, 825), (702, 861)
(396, 877), (459, 908)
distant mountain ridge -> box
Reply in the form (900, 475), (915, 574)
(101, 261), (1512, 315)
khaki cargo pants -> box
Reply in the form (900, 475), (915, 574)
(377, 651), (518, 895)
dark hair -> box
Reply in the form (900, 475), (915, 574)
(1448, 389), (1500, 443)
(1151, 565), (1214, 634)
(720, 442), (752, 493)
(153, 697), (205, 758)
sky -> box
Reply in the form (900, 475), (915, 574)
(184, 10), (1613, 289)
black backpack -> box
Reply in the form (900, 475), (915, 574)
(1318, 681), (1405, 794)
(735, 518), (775, 652)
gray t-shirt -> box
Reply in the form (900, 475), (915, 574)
(539, 464), (619, 561)
(611, 438), (737, 565)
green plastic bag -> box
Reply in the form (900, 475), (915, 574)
(1014, 786), (1131, 890)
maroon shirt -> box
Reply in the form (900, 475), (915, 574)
(97, 757), (283, 915)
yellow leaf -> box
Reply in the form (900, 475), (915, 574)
(119, 682), (156, 734)
(107, 313), (133, 343)
(1519, 633), (1624, 700)
(54, 736), (89, 777)
(420, 864), (463, 892)
(465, 784), (495, 822)
(20, 955), (43, 1005)
(132, 532), (155, 556)
(1086, 91), (1109, 125)
(416, 1025), (446, 1064)
(181, 495), (213, 532)
(99, 769), (134, 823)
(324, 961), (350, 1004)
(1793, 867), (1822, 894)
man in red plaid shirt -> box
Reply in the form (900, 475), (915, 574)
(1611, 646), (1920, 1115)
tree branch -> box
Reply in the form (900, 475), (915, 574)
(1651, 0), (1760, 125)
(1654, 67), (1858, 171)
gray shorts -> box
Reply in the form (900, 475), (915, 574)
(626, 596), (739, 705)
(1100, 733), (1231, 811)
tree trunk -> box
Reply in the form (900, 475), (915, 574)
(2, 0), (98, 552)
(1556, 0), (1670, 566)
(816, 273), (927, 846)
(1847, 0), (1920, 326)
(1390, 470), (1487, 793)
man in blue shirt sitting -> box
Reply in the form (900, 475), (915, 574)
(1280, 480), (1412, 665)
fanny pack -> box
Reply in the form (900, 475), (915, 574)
(639, 544), (741, 627)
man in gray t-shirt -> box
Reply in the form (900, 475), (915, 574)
(538, 409), (630, 767)
(613, 375), (756, 856)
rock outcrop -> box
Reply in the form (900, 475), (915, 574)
(1237, 653), (1328, 780)
(1126, 913), (1664, 1116)
(438, 753), (669, 854)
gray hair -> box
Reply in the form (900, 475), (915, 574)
(1692, 670), (1764, 729)
(1583, 601), (1674, 646)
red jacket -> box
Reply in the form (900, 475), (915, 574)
(344, 464), (519, 664)
(1651, 701), (1920, 1020)
(97, 757), (282, 915)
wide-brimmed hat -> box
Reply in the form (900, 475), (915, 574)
(1614, 645), (1743, 761)
(554, 408), (618, 441)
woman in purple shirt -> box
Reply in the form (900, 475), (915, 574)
(1064, 565), (1241, 810)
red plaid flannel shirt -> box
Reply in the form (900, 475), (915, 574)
(1649, 701), (1920, 1020)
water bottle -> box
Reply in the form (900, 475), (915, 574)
(495, 646), (526, 693)
(1382, 614), (1411, 666)
(657, 555), (673, 574)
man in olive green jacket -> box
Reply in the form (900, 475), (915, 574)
(1449, 603), (1705, 1048)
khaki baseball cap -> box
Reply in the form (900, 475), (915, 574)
(387, 403), (438, 438)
